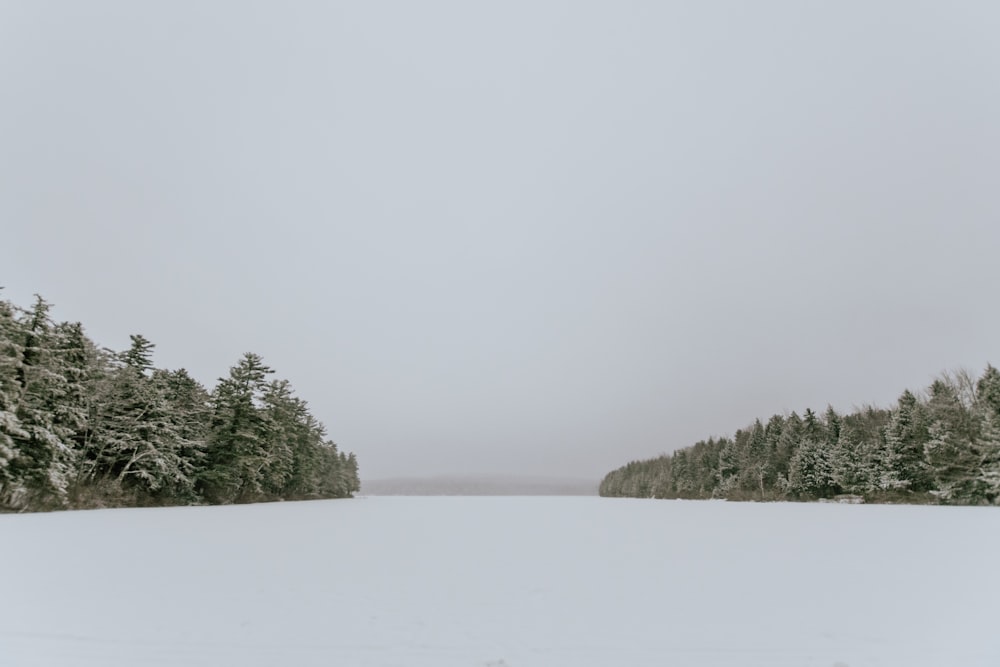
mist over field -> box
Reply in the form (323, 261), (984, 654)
(362, 475), (598, 496)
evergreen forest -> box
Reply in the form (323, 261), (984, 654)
(0, 290), (360, 512)
(600, 366), (1000, 505)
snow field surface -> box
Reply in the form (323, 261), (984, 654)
(2, 496), (999, 667)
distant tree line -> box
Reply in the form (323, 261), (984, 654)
(600, 366), (1000, 505)
(0, 291), (359, 512)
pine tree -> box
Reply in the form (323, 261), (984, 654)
(7, 297), (81, 507)
(345, 452), (360, 495)
(866, 433), (903, 493)
(716, 435), (739, 495)
(885, 390), (932, 491)
(786, 409), (833, 498)
(0, 292), (27, 504)
(976, 410), (1000, 504)
(773, 412), (802, 494)
(156, 368), (211, 500)
(927, 378), (976, 442)
(788, 438), (836, 498)
(802, 408), (825, 443)
(831, 431), (864, 494)
(763, 414), (785, 479)
(259, 379), (299, 496)
(669, 448), (691, 497)
(86, 338), (194, 499)
(824, 406), (841, 448)
(924, 418), (981, 503)
(201, 353), (274, 503)
(976, 365), (1000, 420)
(121, 334), (155, 374)
(739, 419), (770, 499)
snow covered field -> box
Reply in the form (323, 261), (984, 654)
(2, 496), (998, 667)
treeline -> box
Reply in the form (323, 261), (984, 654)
(600, 366), (1000, 505)
(0, 291), (359, 512)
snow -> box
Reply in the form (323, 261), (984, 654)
(2, 496), (999, 667)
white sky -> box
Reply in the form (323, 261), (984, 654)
(2, 1), (999, 480)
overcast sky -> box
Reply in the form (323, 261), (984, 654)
(2, 1), (998, 481)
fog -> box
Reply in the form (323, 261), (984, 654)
(2, 1), (998, 480)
